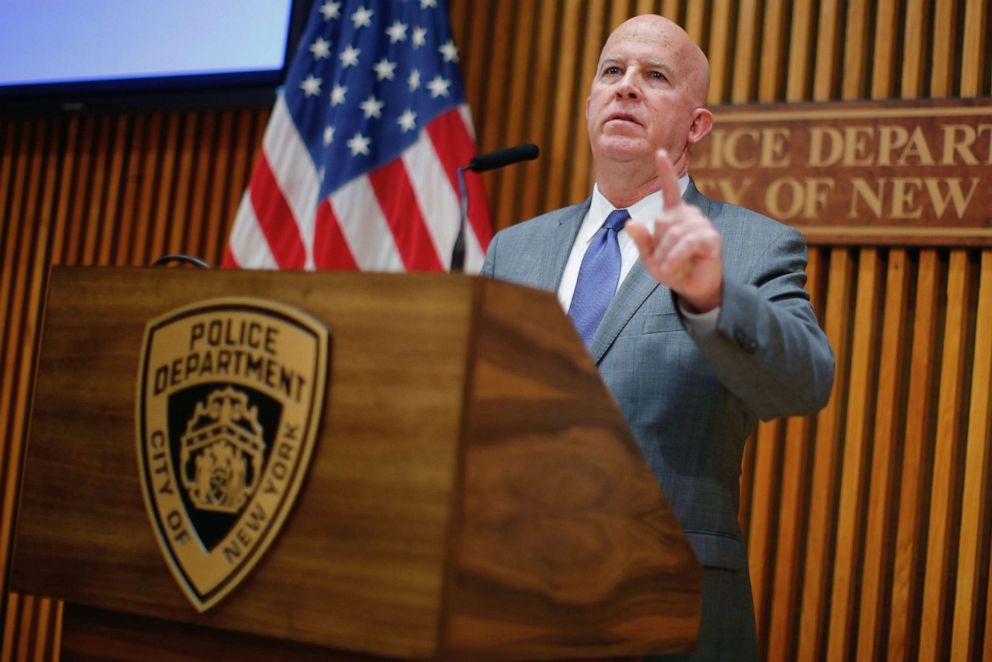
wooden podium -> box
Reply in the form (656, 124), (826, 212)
(10, 267), (701, 660)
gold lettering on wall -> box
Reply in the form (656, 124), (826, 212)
(691, 99), (992, 245)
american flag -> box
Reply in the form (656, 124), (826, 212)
(223, 0), (491, 271)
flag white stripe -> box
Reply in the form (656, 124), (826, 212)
(330, 177), (405, 271)
(402, 134), (461, 270)
(262, 96), (321, 269)
(228, 192), (279, 269)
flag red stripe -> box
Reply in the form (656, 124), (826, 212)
(425, 109), (493, 248)
(249, 153), (307, 269)
(221, 247), (239, 268)
(313, 199), (359, 269)
(368, 159), (444, 271)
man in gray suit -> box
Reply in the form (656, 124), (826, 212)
(481, 14), (834, 661)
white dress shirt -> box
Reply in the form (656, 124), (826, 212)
(557, 177), (719, 334)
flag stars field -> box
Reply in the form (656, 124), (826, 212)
(397, 110), (417, 132)
(360, 95), (384, 119)
(386, 21), (408, 43)
(309, 37), (331, 59)
(412, 27), (427, 48)
(224, 0), (492, 273)
(427, 75), (450, 98)
(373, 58), (397, 81)
(300, 74), (322, 97)
(319, 0), (340, 21)
(351, 5), (373, 29)
(439, 40), (458, 63)
(347, 132), (371, 156)
(340, 45), (360, 68)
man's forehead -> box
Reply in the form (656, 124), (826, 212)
(599, 26), (683, 62)
(598, 53), (672, 70)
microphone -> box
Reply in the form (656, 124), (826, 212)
(453, 144), (540, 272)
(151, 254), (211, 268)
(466, 143), (539, 173)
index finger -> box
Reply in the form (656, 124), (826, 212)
(656, 149), (682, 211)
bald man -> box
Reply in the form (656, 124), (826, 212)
(482, 15), (834, 661)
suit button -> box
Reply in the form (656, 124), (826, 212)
(734, 328), (757, 353)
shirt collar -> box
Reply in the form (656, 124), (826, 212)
(581, 175), (691, 244)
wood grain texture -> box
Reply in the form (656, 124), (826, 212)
(826, 249), (882, 661)
(444, 279), (702, 658)
(746, 418), (782, 649)
(919, 250), (972, 662)
(2, 1), (992, 659)
(856, 249), (910, 661)
(950, 250), (992, 660)
(14, 269), (474, 659)
(12, 268), (699, 660)
(797, 249), (853, 661)
(888, 250), (943, 662)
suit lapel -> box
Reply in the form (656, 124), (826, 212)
(588, 262), (662, 364)
(587, 180), (713, 364)
(533, 199), (590, 292)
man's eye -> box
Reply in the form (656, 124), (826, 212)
(604, 66), (622, 75)
(648, 71), (666, 80)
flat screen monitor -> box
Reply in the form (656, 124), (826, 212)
(0, 0), (306, 110)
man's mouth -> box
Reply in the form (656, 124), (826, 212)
(605, 112), (641, 126)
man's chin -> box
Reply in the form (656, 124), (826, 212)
(594, 138), (652, 162)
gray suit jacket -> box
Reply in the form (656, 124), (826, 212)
(481, 182), (834, 573)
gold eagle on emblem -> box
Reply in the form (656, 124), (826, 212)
(180, 387), (266, 513)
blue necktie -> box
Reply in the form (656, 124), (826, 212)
(568, 208), (629, 347)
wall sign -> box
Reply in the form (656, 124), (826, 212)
(691, 98), (992, 245)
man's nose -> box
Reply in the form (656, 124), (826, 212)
(615, 72), (639, 99)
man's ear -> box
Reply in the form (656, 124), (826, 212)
(585, 95), (592, 121)
(686, 107), (714, 145)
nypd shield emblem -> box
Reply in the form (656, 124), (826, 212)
(136, 298), (328, 612)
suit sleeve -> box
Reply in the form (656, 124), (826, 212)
(687, 225), (834, 420)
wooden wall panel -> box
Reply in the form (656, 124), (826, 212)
(1, 1), (991, 659)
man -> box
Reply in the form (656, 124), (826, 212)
(481, 15), (834, 661)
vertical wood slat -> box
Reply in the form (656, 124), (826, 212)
(746, 418), (781, 649)
(950, 250), (992, 660)
(2, 2), (992, 660)
(856, 249), (910, 661)
(786, 0), (816, 101)
(764, 247), (824, 662)
(888, 250), (943, 662)
(826, 249), (883, 661)
(960, 0), (989, 95)
(543, 0), (582, 213)
(798, 248), (853, 661)
(97, 116), (128, 266)
(812, 0), (843, 100)
(731, 0), (760, 103)
(930, 0), (960, 96)
(919, 250), (973, 662)
(0, 121), (35, 591)
(871, 0), (900, 99)
(842, 0), (872, 99)
(901, 0), (931, 97)
(758, 0), (788, 102)
(683, 0), (707, 48)
(567, 0), (606, 204)
(79, 115), (109, 265)
(494, 0), (537, 233)
(704, 0), (733, 104)
(475, 0), (514, 232)
(514, 0), (559, 226)
(202, 112), (237, 266)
